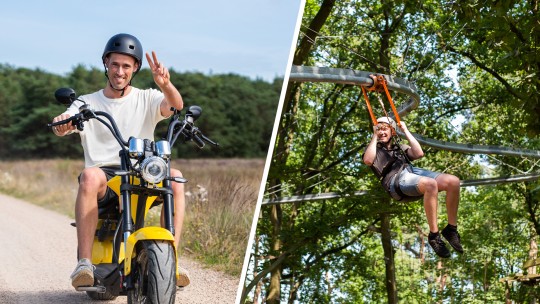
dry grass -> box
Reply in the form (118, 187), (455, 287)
(0, 158), (264, 276)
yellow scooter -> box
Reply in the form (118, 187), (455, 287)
(49, 88), (218, 303)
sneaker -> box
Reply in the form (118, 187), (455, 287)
(177, 265), (190, 287)
(442, 224), (464, 254)
(70, 258), (94, 288)
(428, 232), (451, 258)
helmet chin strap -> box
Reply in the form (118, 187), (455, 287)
(108, 79), (130, 96)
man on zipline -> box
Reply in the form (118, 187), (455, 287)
(363, 117), (463, 258)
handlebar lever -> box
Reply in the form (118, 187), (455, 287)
(192, 133), (206, 149)
(191, 127), (219, 147)
(200, 133), (219, 147)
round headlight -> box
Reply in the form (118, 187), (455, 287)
(140, 156), (168, 184)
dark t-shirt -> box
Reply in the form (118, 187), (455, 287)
(368, 142), (411, 192)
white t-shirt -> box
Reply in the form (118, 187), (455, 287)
(64, 87), (166, 168)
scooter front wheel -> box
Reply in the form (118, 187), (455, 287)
(127, 240), (176, 304)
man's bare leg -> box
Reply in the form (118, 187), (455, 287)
(417, 177), (439, 233)
(417, 177), (451, 258)
(437, 173), (463, 253)
(71, 167), (108, 288)
(436, 173), (460, 226)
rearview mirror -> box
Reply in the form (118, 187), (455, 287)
(54, 87), (77, 106)
(186, 105), (202, 121)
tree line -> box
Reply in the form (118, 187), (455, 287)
(0, 64), (283, 159)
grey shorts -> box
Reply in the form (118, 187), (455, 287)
(389, 166), (441, 199)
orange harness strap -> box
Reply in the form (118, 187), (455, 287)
(379, 76), (401, 127)
(361, 74), (402, 127)
(361, 86), (377, 126)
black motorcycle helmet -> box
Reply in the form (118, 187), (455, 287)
(102, 33), (143, 95)
(102, 33), (143, 72)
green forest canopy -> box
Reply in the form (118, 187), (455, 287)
(246, 1), (540, 303)
(0, 64), (283, 159)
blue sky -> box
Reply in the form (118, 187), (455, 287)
(0, 0), (303, 82)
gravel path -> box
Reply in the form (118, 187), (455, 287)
(0, 193), (240, 303)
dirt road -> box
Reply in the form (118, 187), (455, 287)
(0, 193), (240, 303)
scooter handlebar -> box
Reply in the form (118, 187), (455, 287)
(47, 115), (78, 127)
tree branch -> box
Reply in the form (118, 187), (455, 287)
(445, 45), (525, 100)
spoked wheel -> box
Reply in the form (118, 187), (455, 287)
(127, 240), (177, 304)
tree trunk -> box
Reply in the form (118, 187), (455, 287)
(435, 261), (447, 304)
(326, 271), (333, 299)
(416, 225), (425, 264)
(293, 0), (336, 66)
(266, 205), (282, 304)
(529, 227), (538, 276)
(277, 0), (337, 161)
(529, 230), (538, 304)
(381, 212), (398, 304)
(504, 281), (511, 304)
(253, 235), (262, 303)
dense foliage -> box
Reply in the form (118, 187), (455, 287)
(0, 64), (282, 159)
(245, 0), (540, 303)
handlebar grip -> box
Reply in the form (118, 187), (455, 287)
(47, 116), (75, 127)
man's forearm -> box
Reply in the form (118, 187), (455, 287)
(162, 83), (183, 110)
(363, 135), (378, 165)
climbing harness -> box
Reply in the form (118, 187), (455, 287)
(361, 74), (423, 202)
(361, 74), (412, 163)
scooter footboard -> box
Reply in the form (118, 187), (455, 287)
(123, 227), (176, 275)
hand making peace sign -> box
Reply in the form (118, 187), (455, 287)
(146, 51), (171, 89)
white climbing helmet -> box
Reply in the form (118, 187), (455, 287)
(376, 116), (397, 131)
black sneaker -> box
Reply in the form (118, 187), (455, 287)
(442, 224), (464, 254)
(428, 232), (451, 258)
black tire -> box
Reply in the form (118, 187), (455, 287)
(127, 240), (176, 304)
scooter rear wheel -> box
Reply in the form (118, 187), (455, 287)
(127, 240), (176, 304)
